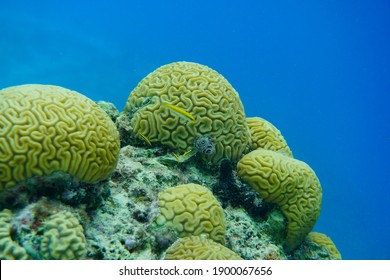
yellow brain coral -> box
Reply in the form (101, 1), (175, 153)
(307, 232), (341, 260)
(237, 149), (322, 251)
(41, 211), (87, 260)
(0, 209), (30, 260)
(247, 117), (293, 157)
(124, 61), (251, 164)
(0, 84), (120, 190)
(156, 183), (226, 244)
(165, 236), (243, 260)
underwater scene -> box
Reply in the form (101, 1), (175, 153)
(0, 0), (389, 260)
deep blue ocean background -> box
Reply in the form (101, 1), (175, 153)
(0, 0), (389, 260)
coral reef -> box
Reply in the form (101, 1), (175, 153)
(0, 209), (30, 260)
(247, 117), (293, 157)
(237, 149), (322, 251)
(123, 61), (252, 165)
(0, 63), (338, 260)
(0, 200), (88, 260)
(212, 158), (272, 217)
(292, 232), (342, 260)
(155, 183), (226, 244)
(164, 236), (243, 260)
(83, 145), (216, 260)
(40, 211), (87, 260)
(0, 84), (120, 192)
(97, 101), (120, 122)
(224, 207), (287, 260)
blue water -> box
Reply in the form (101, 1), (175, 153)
(1, 0), (389, 260)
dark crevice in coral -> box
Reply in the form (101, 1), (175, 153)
(132, 209), (149, 223)
(0, 172), (110, 212)
(212, 158), (274, 219)
(151, 227), (178, 255)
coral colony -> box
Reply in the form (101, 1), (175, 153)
(0, 62), (340, 260)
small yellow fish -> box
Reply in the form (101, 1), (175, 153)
(171, 149), (193, 164)
(161, 103), (195, 122)
(138, 131), (152, 146)
(135, 196), (146, 202)
(182, 149), (193, 157)
(171, 153), (181, 163)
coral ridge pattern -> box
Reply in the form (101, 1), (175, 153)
(124, 61), (252, 165)
(0, 84), (120, 190)
(0, 61), (339, 260)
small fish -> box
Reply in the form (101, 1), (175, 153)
(182, 149), (193, 157)
(171, 149), (194, 164)
(138, 131), (152, 146)
(135, 196), (146, 202)
(171, 153), (181, 163)
(161, 102), (195, 122)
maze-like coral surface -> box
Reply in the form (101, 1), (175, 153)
(237, 149), (322, 251)
(156, 183), (226, 244)
(124, 61), (251, 164)
(41, 211), (87, 260)
(307, 232), (341, 259)
(0, 84), (120, 190)
(247, 117), (293, 157)
(0, 209), (30, 260)
(165, 236), (242, 260)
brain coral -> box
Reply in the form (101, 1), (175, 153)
(306, 232), (341, 260)
(124, 61), (251, 164)
(247, 117), (293, 157)
(40, 211), (87, 260)
(0, 84), (120, 190)
(0, 209), (30, 260)
(165, 236), (242, 260)
(156, 183), (226, 244)
(237, 149), (322, 251)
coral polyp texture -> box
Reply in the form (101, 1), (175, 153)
(0, 209), (30, 260)
(156, 183), (226, 244)
(123, 61), (251, 164)
(306, 232), (341, 259)
(0, 63), (339, 260)
(247, 117), (293, 157)
(40, 211), (87, 260)
(237, 149), (322, 251)
(164, 236), (242, 260)
(0, 84), (120, 190)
